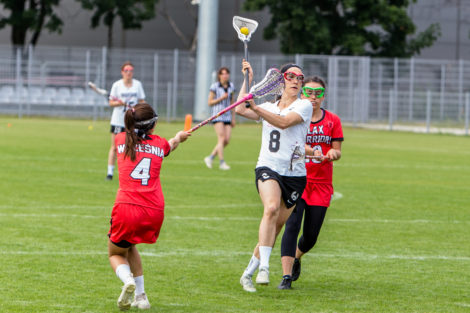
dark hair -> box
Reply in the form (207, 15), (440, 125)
(121, 61), (134, 71)
(217, 67), (230, 83)
(280, 63), (302, 73)
(303, 76), (327, 89)
(124, 102), (158, 161)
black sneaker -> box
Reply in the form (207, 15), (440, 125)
(106, 175), (113, 181)
(292, 258), (301, 281)
(277, 275), (292, 290)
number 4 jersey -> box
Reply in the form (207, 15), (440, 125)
(256, 98), (313, 177)
(114, 132), (171, 209)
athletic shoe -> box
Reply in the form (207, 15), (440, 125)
(292, 258), (301, 281)
(131, 293), (151, 309)
(106, 174), (113, 180)
(240, 274), (256, 292)
(277, 275), (292, 290)
(204, 156), (213, 169)
(117, 280), (136, 311)
(219, 161), (230, 170)
(256, 267), (269, 285)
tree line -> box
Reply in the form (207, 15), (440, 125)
(0, 0), (441, 58)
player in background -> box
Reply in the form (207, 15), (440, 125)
(236, 61), (313, 292)
(107, 102), (189, 310)
(278, 76), (343, 289)
(204, 67), (236, 170)
(106, 61), (146, 180)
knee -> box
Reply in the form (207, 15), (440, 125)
(263, 204), (279, 220)
(223, 138), (230, 146)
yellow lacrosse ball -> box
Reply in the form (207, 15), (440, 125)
(240, 27), (249, 36)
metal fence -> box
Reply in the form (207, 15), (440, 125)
(0, 44), (469, 135)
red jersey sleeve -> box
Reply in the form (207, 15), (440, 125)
(331, 114), (344, 141)
(162, 138), (171, 157)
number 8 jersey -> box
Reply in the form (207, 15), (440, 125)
(114, 132), (171, 209)
(256, 98), (313, 177)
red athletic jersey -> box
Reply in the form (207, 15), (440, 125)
(114, 133), (171, 209)
(304, 109), (343, 184)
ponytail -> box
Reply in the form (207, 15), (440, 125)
(124, 103), (158, 161)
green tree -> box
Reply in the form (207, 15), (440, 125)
(243, 0), (440, 57)
(78, 0), (159, 48)
(0, 0), (63, 46)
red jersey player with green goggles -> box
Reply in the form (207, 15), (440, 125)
(278, 76), (344, 290)
(107, 102), (190, 310)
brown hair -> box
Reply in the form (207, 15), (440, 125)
(124, 102), (158, 161)
(121, 61), (134, 71)
(303, 76), (326, 89)
(217, 67), (230, 83)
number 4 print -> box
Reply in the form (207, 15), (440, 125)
(130, 158), (151, 185)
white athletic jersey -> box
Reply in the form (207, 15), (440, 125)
(109, 79), (146, 127)
(256, 98), (313, 177)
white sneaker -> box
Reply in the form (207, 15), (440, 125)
(240, 274), (256, 292)
(131, 293), (151, 309)
(256, 267), (270, 285)
(219, 161), (230, 170)
(204, 156), (213, 169)
(117, 280), (136, 311)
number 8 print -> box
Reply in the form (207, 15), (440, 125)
(269, 130), (281, 152)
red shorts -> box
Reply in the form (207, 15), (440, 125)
(301, 182), (334, 207)
(108, 203), (164, 245)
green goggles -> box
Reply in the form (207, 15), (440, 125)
(302, 86), (325, 98)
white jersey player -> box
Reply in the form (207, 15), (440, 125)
(235, 60), (313, 292)
(106, 62), (146, 180)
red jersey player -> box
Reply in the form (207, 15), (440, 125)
(107, 102), (190, 310)
(278, 76), (343, 289)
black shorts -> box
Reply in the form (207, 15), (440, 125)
(255, 166), (306, 209)
(110, 125), (125, 134)
(211, 121), (231, 125)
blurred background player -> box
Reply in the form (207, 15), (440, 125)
(107, 102), (189, 310)
(106, 61), (146, 180)
(278, 76), (343, 289)
(204, 67), (236, 170)
(236, 61), (312, 292)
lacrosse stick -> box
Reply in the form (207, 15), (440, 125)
(233, 16), (259, 108)
(290, 144), (325, 171)
(188, 68), (283, 133)
(88, 81), (135, 113)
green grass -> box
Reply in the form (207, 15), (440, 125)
(0, 117), (469, 312)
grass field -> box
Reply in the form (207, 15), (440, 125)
(0, 117), (469, 313)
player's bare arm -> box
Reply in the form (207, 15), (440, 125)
(251, 107), (304, 129)
(169, 131), (191, 152)
(109, 99), (125, 107)
(325, 141), (342, 161)
(235, 60), (259, 120)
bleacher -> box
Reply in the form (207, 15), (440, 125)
(0, 85), (111, 118)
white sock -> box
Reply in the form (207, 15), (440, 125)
(259, 246), (272, 269)
(115, 264), (134, 285)
(243, 255), (260, 277)
(134, 275), (145, 295)
(107, 165), (114, 176)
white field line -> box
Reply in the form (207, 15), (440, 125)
(1, 214), (468, 225)
(3, 249), (470, 262)
(0, 192), (344, 212)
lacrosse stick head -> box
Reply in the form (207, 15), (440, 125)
(249, 68), (284, 99)
(233, 16), (258, 42)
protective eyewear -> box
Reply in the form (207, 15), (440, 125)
(302, 86), (325, 98)
(123, 67), (134, 73)
(283, 72), (304, 82)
